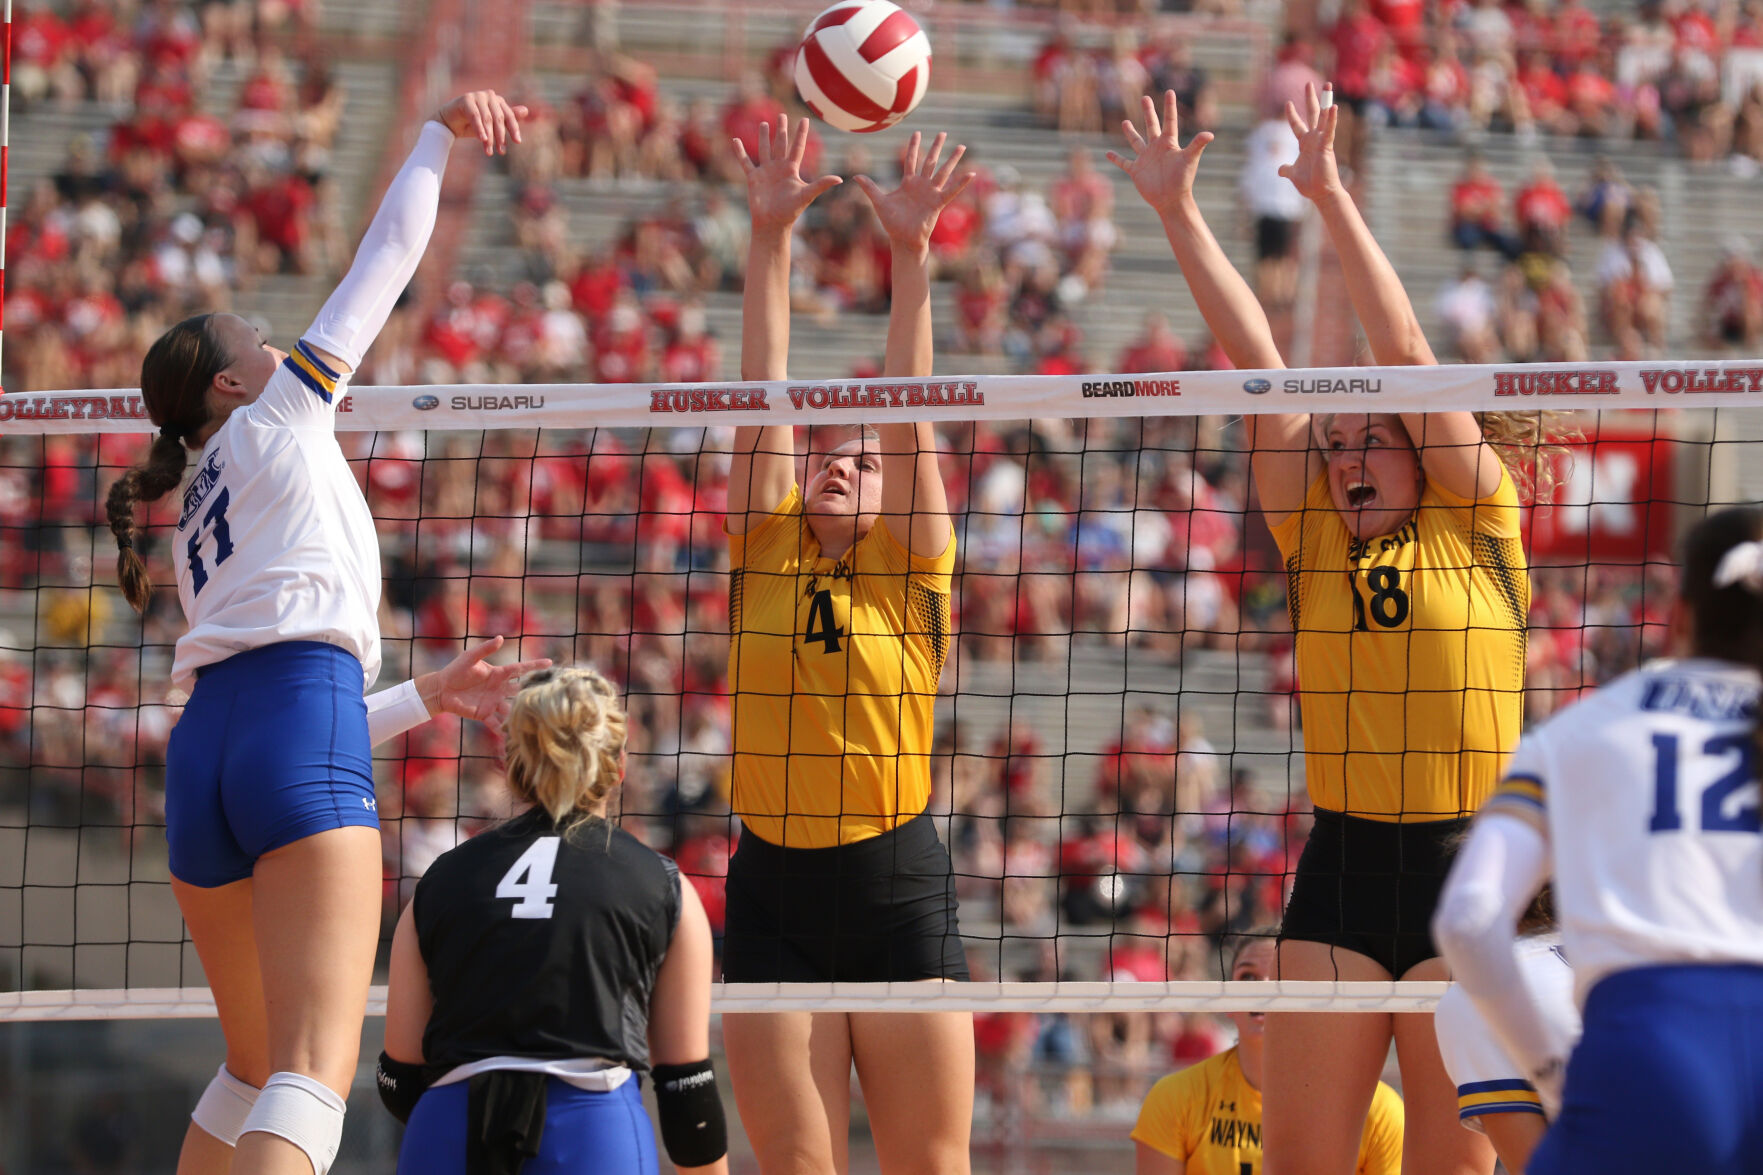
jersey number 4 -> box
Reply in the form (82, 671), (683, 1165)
(496, 837), (561, 918)
(186, 488), (235, 597)
(1649, 732), (1761, 834)
(803, 588), (845, 654)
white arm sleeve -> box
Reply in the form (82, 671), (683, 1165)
(366, 678), (431, 747)
(303, 120), (456, 370)
(1432, 812), (1571, 1116)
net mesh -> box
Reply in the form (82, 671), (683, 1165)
(2, 373), (1745, 1016)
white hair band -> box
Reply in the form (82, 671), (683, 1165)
(1713, 541), (1763, 592)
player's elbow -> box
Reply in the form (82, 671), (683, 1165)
(1431, 882), (1507, 980)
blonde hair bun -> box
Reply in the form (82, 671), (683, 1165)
(502, 666), (627, 829)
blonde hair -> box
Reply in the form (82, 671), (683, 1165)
(1310, 410), (1578, 503)
(502, 666), (627, 832)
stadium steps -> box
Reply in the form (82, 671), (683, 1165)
(1363, 127), (1763, 360)
(455, 72), (1255, 382)
(194, 57), (405, 339)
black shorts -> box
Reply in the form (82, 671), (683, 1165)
(1278, 808), (1468, 978)
(1255, 215), (1297, 261)
(721, 813), (970, 983)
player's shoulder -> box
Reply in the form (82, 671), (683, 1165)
(1527, 663), (1657, 743)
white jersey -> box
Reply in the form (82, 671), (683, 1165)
(1482, 659), (1763, 1004)
(170, 341), (381, 693)
(1435, 933), (1579, 1129)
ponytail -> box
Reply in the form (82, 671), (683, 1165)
(502, 666), (628, 834)
(106, 432), (190, 612)
(103, 313), (230, 613)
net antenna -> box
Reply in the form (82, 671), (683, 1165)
(1, 0), (11, 388)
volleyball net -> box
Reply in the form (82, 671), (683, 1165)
(1, 359), (1753, 1021)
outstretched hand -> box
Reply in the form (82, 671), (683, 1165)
(1278, 83), (1344, 203)
(427, 636), (551, 728)
(735, 115), (843, 235)
(1105, 91), (1214, 219)
(852, 131), (976, 255)
(437, 91), (528, 155)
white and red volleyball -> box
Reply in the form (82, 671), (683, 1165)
(794, 0), (932, 134)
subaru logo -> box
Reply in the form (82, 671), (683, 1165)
(1243, 378), (1271, 395)
(412, 394), (440, 411)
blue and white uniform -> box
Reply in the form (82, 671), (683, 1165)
(164, 121), (457, 888)
(1435, 658), (1763, 1175)
(1434, 933), (1578, 1130)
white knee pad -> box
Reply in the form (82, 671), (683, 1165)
(238, 1071), (347, 1175)
(191, 1064), (261, 1146)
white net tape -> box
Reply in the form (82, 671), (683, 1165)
(0, 357), (1752, 434)
(1, 981), (1453, 1022)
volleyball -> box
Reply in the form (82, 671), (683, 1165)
(793, 0), (932, 134)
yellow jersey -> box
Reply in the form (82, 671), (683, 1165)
(1268, 470), (1527, 822)
(728, 487), (954, 849)
(1133, 1047), (1404, 1175)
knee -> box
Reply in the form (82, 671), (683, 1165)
(239, 1071), (348, 1175)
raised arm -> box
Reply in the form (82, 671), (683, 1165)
(1282, 84), (1500, 500)
(1109, 91), (1314, 525)
(305, 91), (525, 376)
(853, 132), (973, 558)
(728, 116), (841, 535)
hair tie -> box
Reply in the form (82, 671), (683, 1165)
(117, 535), (134, 552)
(159, 424), (180, 444)
(1713, 541), (1763, 592)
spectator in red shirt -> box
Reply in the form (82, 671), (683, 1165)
(1554, 0), (1605, 66)
(1117, 311), (1189, 374)
(1514, 156), (1572, 256)
(1515, 50), (1574, 136)
(1449, 151), (1521, 257)
(1703, 235), (1763, 349)
(1329, 0), (1391, 114)
(658, 298), (721, 383)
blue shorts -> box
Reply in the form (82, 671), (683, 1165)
(165, 641), (376, 888)
(397, 1076), (659, 1175)
(1530, 963), (1763, 1175)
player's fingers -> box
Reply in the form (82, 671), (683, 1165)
(851, 174), (883, 206)
(1323, 103), (1340, 144)
(467, 94), (491, 153)
(807, 174), (844, 200)
(932, 143), (966, 189)
(902, 130), (921, 176)
(1163, 90), (1180, 140)
(1187, 130), (1215, 158)
(733, 138), (756, 173)
(1305, 81), (1322, 126)
(1141, 93), (1161, 140)
(1285, 100), (1309, 140)
(506, 657), (552, 678)
(509, 103), (528, 143)
(1104, 149), (1134, 174)
(1121, 121), (1148, 155)
(945, 169), (978, 204)
(789, 115), (811, 165)
(922, 132), (947, 177)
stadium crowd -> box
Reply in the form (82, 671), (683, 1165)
(0, 0), (1720, 1116)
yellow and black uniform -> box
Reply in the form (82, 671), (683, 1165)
(722, 486), (966, 982)
(1132, 1047), (1405, 1175)
(1271, 469), (1527, 975)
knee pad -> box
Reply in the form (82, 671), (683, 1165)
(191, 1064), (261, 1146)
(239, 1071), (347, 1175)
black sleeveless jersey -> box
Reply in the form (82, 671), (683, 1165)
(412, 808), (682, 1072)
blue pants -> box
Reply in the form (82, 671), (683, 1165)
(166, 641), (376, 887)
(1531, 964), (1763, 1175)
(397, 1076), (659, 1175)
